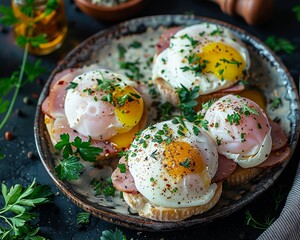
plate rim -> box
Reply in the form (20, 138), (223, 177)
(34, 14), (300, 231)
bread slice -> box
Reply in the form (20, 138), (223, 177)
(225, 166), (262, 187)
(123, 182), (222, 222)
(155, 77), (234, 111)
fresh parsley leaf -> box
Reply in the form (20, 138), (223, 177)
(55, 156), (84, 181)
(129, 41), (142, 48)
(202, 99), (215, 110)
(76, 212), (91, 225)
(45, 0), (58, 16)
(72, 136), (103, 162)
(176, 85), (200, 121)
(265, 36), (296, 54)
(24, 59), (47, 84)
(29, 34), (48, 48)
(0, 6), (19, 26)
(0, 179), (51, 239)
(100, 228), (127, 240)
(292, 5), (300, 21)
(16, 35), (28, 47)
(55, 133), (73, 158)
(20, 0), (35, 17)
(0, 99), (9, 114)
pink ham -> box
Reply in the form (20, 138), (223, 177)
(270, 120), (288, 151)
(220, 83), (245, 93)
(212, 154), (237, 182)
(258, 145), (291, 168)
(156, 26), (182, 54)
(112, 156), (138, 194)
(52, 117), (118, 157)
(50, 68), (78, 89)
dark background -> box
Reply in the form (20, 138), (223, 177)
(0, 0), (299, 239)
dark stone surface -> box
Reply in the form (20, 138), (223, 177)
(0, 0), (299, 239)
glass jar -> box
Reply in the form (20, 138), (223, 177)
(12, 0), (68, 55)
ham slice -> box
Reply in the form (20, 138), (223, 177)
(156, 26), (182, 54)
(270, 120), (288, 151)
(212, 154), (237, 183)
(258, 145), (291, 169)
(112, 157), (138, 194)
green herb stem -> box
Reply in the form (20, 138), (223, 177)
(0, 41), (29, 130)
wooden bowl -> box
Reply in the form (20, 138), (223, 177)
(75, 0), (146, 22)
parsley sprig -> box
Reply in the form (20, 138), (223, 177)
(100, 228), (127, 240)
(0, 179), (52, 239)
(292, 5), (300, 21)
(176, 85), (200, 121)
(54, 133), (103, 181)
(265, 36), (296, 54)
(0, 0), (58, 132)
(245, 210), (275, 230)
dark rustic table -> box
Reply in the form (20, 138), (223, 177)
(0, 0), (299, 239)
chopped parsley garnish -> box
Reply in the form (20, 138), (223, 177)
(101, 92), (114, 105)
(117, 163), (126, 173)
(66, 82), (78, 90)
(257, 123), (262, 129)
(116, 92), (140, 107)
(176, 85), (200, 121)
(129, 41), (142, 49)
(150, 150), (158, 160)
(216, 137), (222, 146)
(271, 97), (282, 110)
(240, 103), (259, 116)
(200, 119), (209, 130)
(180, 34), (199, 47)
(179, 158), (190, 168)
(219, 58), (242, 67)
(117, 43), (127, 58)
(227, 112), (241, 125)
(181, 59), (208, 76)
(90, 177), (116, 197)
(119, 60), (143, 81)
(241, 132), (245, 142)
(210, 27), (224, 36)
(157, 101), (175, 121)
(192, 125), (200, 135)
(150, 177), (155, 182)
(187, 53), (201, 64)
(202, 99), (215, 110)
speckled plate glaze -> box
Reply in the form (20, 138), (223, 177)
(34, 15), (300, 231)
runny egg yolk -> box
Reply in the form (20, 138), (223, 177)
(198, 42), (245, 82)
(109, 86), (144, 149)
(163, 141), (211, 187)
(113, 86), (144, 133)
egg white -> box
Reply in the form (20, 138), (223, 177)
(64, 69), (137, 141)
(127, 119), (219, 208)
(153, 23), (250, 95)
(203, 94), (272, 168)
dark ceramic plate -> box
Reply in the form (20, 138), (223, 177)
(34, 15), (300, 231)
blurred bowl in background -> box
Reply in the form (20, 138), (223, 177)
(74, 0), (146, 22)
